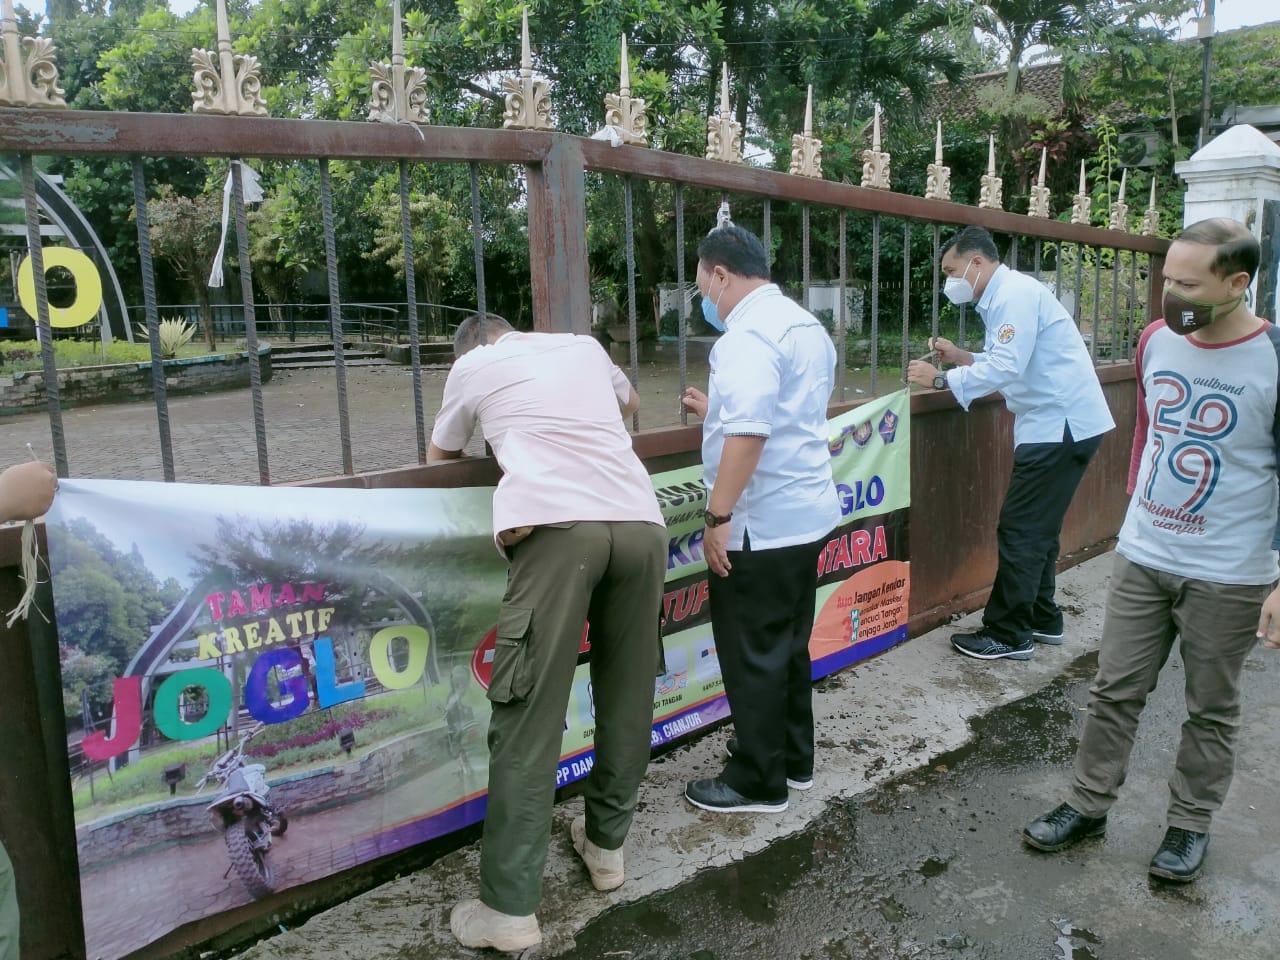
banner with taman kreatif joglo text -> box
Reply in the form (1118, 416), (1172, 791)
(45, 389), (908, 959)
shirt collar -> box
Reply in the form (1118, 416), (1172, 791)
(975, 264), (1008, 316)
(723, 282), (780, 328)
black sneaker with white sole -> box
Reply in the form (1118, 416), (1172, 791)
(1031, 627), (1065, 645)
(684, 777), (788, 813)
(724, 736), (814, 790)
(951, 630), (1034, 660)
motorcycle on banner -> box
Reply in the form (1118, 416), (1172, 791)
(195, 723), (288, 898)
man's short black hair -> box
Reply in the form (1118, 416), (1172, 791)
(940, 226), (1001, 263)
(697, 225), (770, 280)
(453, 312), (513, 356)
(1175, 218), (1260, 282)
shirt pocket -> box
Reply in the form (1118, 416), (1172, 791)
(487, 604), (535, 704)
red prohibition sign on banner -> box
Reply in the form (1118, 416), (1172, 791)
(471, 622), (591, 690)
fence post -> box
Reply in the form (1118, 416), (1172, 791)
(526, 135), (590, 333)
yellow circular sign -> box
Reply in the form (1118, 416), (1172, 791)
(17, 247), (104, 329)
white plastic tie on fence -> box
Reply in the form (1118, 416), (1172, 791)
(208, 162), (265, 288)
(589, 125), (627, 147)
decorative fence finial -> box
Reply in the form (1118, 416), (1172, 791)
(0, 0), (66, 108)
(789, 84), (822, 178)
(604, 35), (647, 145)
(925, 119), (950, 201)
(1028, 147), (1051, 218)
(860, 101), (891, 189)
(1109, 167), (1130, 231)
(1141, 178), (1161, 237)
(503, 6), (552, 130)
(1071, 160), (1092, 225)
(978, 134), (1002, 210)
(705, 62), (742, 162)
(191, 0), (268, 115)
(370, 0), (428, 124)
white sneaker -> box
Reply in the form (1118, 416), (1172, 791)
(571, 815), (625, 891)
(449, 898), (541, 952)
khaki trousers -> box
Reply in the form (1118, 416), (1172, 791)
(1069, 554), (1270, 832)
(479, 521), (666, 916)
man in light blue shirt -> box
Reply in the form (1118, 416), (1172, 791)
(908, 226), (1114, 661)
(681, 225), (841, 813)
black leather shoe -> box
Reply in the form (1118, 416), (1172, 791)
(684, 777), (787, 813)
(1149, 827), (1209, 882)
(1022, 802), (1107, 852)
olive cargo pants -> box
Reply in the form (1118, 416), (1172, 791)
(479, 520), (666, 916)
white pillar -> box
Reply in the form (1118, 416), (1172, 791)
(1175, 123), (1280, 321)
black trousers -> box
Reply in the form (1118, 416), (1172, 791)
(709, 530), (829, 802)
(983, 425), (1103, 645)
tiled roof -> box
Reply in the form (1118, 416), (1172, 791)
(929, 20), (1280, 127)
(932, 61), (1067, 122)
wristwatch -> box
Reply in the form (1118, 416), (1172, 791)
(932, 373), (948, 390)
(703, 509), (733, 528)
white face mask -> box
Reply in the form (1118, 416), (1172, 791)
(943, 258), (978, 305)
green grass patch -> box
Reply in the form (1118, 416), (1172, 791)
(0, 338), (224, 374)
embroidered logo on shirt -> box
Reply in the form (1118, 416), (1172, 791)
(997, 323), (1015, 344)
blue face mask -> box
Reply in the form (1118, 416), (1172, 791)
(701, 296), (724, 332)
(700, 273), (726, 332)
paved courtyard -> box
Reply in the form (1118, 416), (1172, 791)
(0, 354), (877, 484)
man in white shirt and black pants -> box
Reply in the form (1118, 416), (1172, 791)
(908, 226), (1115, 661)
(681, 225), (841, 813)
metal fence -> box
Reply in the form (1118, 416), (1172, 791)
(0, 109), (1168, 486)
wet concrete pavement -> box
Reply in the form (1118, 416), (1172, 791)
(553, 645), (1280, 960)
(229, 550), (1280, 960)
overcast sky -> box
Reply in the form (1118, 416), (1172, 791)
(166, 0), (1277, 35)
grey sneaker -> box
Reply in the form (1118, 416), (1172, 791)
(951, 630), (1034, 661)
(1032, 627), (1065, 645)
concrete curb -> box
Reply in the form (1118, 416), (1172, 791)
(231, 551), (1116, 960)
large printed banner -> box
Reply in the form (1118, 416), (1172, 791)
(46, 389), (909, 959)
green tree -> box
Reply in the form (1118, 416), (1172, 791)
(146, 189), (225, 350)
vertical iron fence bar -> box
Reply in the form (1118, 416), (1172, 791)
(1073, 243), (1085, 333)
(801, 204), (811, 310)
(1130, 250), (1141, 358)
(958, 303), (967, 351)
(401, 160), (426, 463)
(1033, 239), (1042, 281)
(19, 155), (68, 476)
(470, 163), (488, 319)
(870, 214), (880, 397)
(675, 183), (688, 426)
(231, 160), (270, 484)
(624, 178), (639, 432)
(837, 210), (848, 399)
(1110, 246), (1122, 365)
(931, 225), (941, 346)
(319, 159), (354, 475)
(1055, 243), (1064, 314)
(131, 157), (176, 482)
(763, 198), (771, 268)
(901, 221), (911, 382)
(1009, 235), (1019, 271)
(1090, 246), (1102, 365)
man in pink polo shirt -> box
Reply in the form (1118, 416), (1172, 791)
(428, 313), (665, 952)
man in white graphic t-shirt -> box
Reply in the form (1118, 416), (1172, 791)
(1023, 218), (1280, 883)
